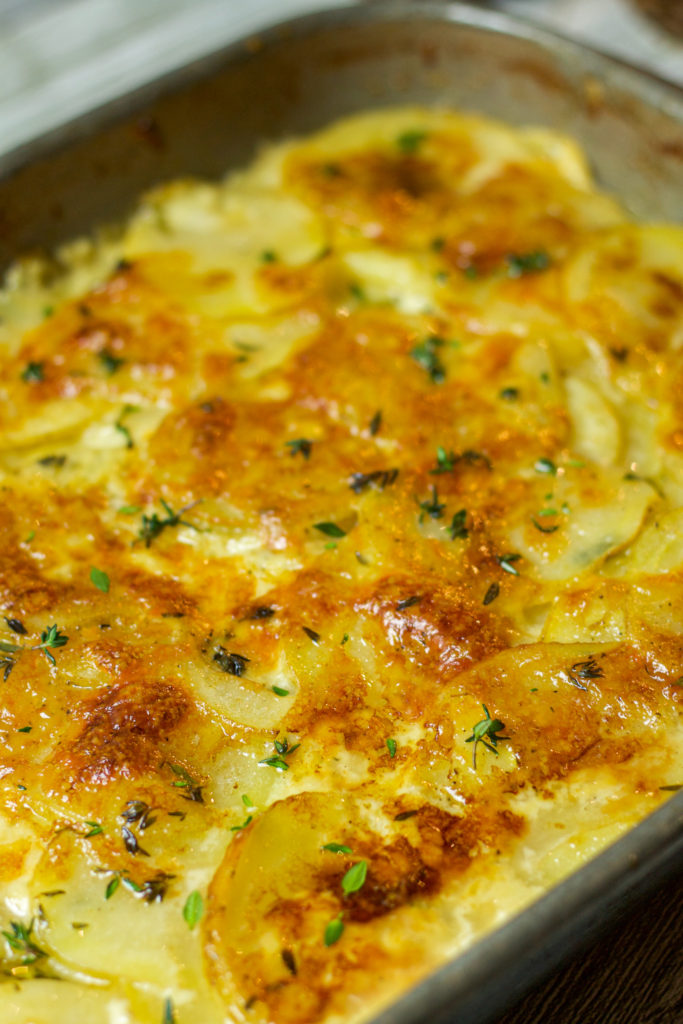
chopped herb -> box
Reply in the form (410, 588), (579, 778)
(162, 997), (177, 1024)
(119, 504), (141, 515)
(37, 455), (66, 468)
(84, 821), (103, 838)
(167, 763), (204, 803)
(465, 704), (508, 769)
(1, 920), (46, 964)
(341, 633), (349, 646)
(483, 582), (500, 606)
(534, 457), (557, 475)
(17, 725), (32, 733)
(394, 810), (418, 821)
(121, 800), (156, 830)
(115, 418), (134, 449)
(532, 517), (559, 534)
(302, 626), (321, 644)
(230, 796), (255, 832)
(21, 362), (44, 383)
(90, 567), (110, 592)
(496, 553), (521, 576)
(34, 624), (68, 666)
(251, 605), (275, 619)
(568, 657), (604, 690)
(99, 350), (124, 375)
(348, 468), (399, 493)
(325, 541), (337, 550)
(272, 685), (289, 697)
(137, 499), (201, 547)
(43, 305), (54, 318)
(341, 860), (367, 896)
(213, 648), (250, 677)
(500, 387), (519, 401)
(566, 458), (585, 468)
(122, 825), (149, 857)
(259, 737), (300, 772)
(281, 948), (297, 975)
(322, 842), (352, 854)
(397, 129), (427, 154)
(506, 250), (551, 277)
(431, 446), (456, 474)
(538, 507), (559, 517)
(660, 784), (683, 792)
(24, 531), (35, 543)
(396, 596), (421, 611)
(448, 509), (468, 540)
(431, 237), (445, 253)
(349, 281), (365, 302)
(411, 335), (446, 383)
(368, 410), (382, 436)
(458, 450), (492, 470)
(324, 915), (344, 947)
(182, 890), (204, 930)
(5, 618), (27, 636)
(418, 485), (446, 521)
(260, 250), (277, 263)
(386, 738), (397, 758)
(0, 658), (15, 681)
(285, 438), (313, 459)
(105, 876), (120, 900)
(314, 522), (346, 538)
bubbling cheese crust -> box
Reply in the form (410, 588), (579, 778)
(0, 107), (681, 1024)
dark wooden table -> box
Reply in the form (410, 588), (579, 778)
(494, 872), (683, 1024)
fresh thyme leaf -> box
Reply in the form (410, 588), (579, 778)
(162, 997), (177, 1024)
(496, 553), (521, 576)
(21, 361), (44, 383)
(418, 485), (446, 522)
(506, 250), (550, 277)
(386, 738), (397, 758)
(119, 505), (141, 515)
(532, 517), (559, 534)
(4, 618), (27, 636)
(348, 468), (399, 493)
(17, 726), (31, 733)
(84, 821), (103, 838)
(0, 639), (22, 654)
(0, 658), (15, 681)
(349, 281), (365, 302)
(322, 842), (352, 854)
(324, 915), (344, 947)
(411, 336), (446, 383)
(397, 129), (426, 154)
(341, 633), (349, 646)
(534, 457), (557, 475)
(137, 499), (201, 547)
(272, 685), (289, 697)
(105, 876), (120, 900)
(259, 737), (300, 772)
(34, 624), (68, 666)
(213, 648), (250, 677)
(261, 250), (278, 263)
(368, 410), (382, 436)
(285, 438), (313, 459)
(251, 605), (275, 619)
(166, 763), (204, 803)
(314, 522), (346, 538)
(302, 626), (321, 644)
(37, 455), (66, 468)
(431, 446), (456, 474)
(483, 582), (500, 606)
(99, 350), (124, 375)
(499, 387), (519, 401)
(396, 596), (421, 611)
(1, 920), (47, 964)
(465, 704), (508, 769)
(182, 890), (204, 930)
(341, 860), (368, 896)
(448, 509), (468, 540)
(90, 567), (110, 592)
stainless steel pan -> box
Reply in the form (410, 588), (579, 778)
(0, 3), (681, 1021)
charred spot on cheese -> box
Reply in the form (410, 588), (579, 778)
(0, 104), (681, 1024)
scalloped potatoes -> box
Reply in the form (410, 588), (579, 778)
(0, 107), (681, 1024)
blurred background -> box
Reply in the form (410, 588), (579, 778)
(0, 0), (681, 160)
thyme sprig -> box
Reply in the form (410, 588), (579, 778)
(465, 704), (508, 769)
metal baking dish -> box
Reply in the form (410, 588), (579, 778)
(0, 3), (682, 1021)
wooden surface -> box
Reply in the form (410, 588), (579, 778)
(494, 871), (683, 1024)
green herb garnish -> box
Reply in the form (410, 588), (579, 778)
(431, 446), (456, 474)
(2, 920), (46, 964)
(322, 842), (352, 854)
(448, 509), (468, 540)
(324, 914), (344, 947)
(314, 522), (346, 538)
(182, 890), (204, 930)
(397, 130), (427, 154)
(90, 567), (110, 592)
(506, 250), (550, 277)
(137, 499), (201, 547)
(21, 361), (44, 383)
(35, 624), (68, 666)
(341, 860), (367, 896)
(465, 704), (508, 769)
(411, 336), (446, 383)
(259, 737), (300, 772)
(285, 438), (313, 459)
(534, 457), (557, 475)
(386, 738), (397, 758)
(418, 485), (446, 522)
(99, 351), (124, 375)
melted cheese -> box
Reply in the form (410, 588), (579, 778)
(0, 106), (681, 1024)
